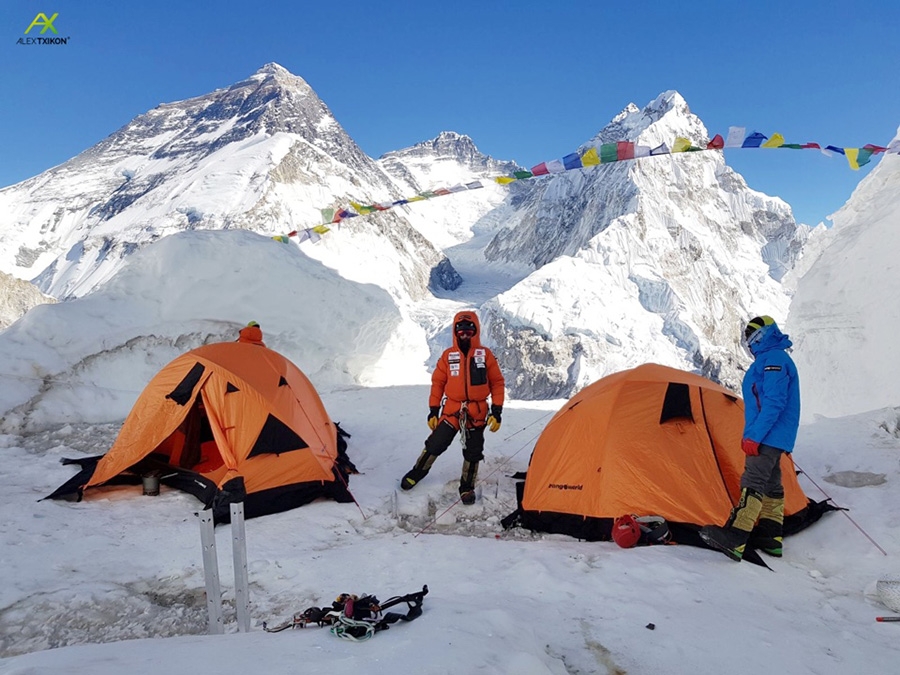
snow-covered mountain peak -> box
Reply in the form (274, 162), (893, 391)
(251, 61), (296, 79)
(645, 89), (690, 117)
(480, 90), (807, 397)
(379, 131), (518, 177)
(0, 64), (459, 303)
(610, 102), (641, 124)
(589, 89), (704, 147)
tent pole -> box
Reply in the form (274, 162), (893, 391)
(198, 510), (224, 634)
(230, 502), (251, 632)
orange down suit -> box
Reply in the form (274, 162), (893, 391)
(430, 311), (505, 429)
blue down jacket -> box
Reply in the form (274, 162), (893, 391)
(742, 323), (801, 452)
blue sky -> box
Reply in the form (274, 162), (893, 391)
(1, 0), (897, 227)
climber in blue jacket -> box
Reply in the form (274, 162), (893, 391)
(700, 316), (800, 561)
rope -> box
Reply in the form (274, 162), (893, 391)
(793, 458), (888, 556)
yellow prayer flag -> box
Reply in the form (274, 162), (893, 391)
(761, 133), (785, 148)
(406, 195), (426, 202)
(581, 147), (600, 166)
(312, 225), (331, 234)
(495, 176), (517, 185)
(845, 148), (861, 170)
(672, 137), (692, 153)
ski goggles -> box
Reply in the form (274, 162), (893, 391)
(740, 325), (767, 356)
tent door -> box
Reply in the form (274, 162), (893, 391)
(160, 397), (223, 472)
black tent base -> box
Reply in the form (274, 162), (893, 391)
(501, 479), (840, 564)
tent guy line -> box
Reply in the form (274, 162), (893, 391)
(792, 460), (887, 556)
(275, 128), (900, 245)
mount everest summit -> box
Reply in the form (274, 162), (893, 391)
(0, 62), (821, 429)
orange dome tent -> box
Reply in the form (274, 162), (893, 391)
(47, 342), (355, 521)
(502, 363), (833, 545)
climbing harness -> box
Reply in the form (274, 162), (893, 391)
(263, 585), (428, 641)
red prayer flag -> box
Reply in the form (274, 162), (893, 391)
(864, 144), (888, 154)
(707, 134), (725, 150)
(531, 162), (550, 176)
(801, 143), (821, 149)
(616, 142), (635, 160)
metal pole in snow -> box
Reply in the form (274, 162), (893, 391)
(230, 502), (251, 632)
(198, 510), (224, 635)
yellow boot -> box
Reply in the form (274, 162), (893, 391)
(750, 496), (784, 557)
(699, 488), (763, 561)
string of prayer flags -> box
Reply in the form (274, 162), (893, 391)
(276, 127), (895, 244)
(495, 127), (896, 190)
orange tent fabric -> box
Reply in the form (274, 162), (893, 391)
(509, 363), (822, 541)
(47, 342), (354, 520)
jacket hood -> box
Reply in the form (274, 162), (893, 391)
(452, 310), (483, 350)
(749, 322), (792, 357)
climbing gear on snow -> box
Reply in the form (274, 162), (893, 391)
(635, 515), (672, 545)
(612, 514), (642, 548)
(613, 514), (671, 547)
(263, 585), (428, 640)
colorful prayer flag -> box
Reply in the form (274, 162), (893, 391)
(761, 133), (785, 149)
(581, 147), (600, 166)
(350, 201), (376, 215)
(617, 142), (635, 160)
(725, 127), (746, 148)
(546, 159), (566, 173)
(600, 143), (617, 163)
(741, 132), (767, 148)
(673, 137), (693, 153)
(707, 134), (725, 150)
(563, 152), (583, 170)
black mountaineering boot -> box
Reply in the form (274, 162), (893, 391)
(749, 496), (785, 557)
(401, 450), (438, 491)
(699, 488), (763, 561)
(458, 459), (480, 505)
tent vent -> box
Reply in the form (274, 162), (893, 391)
(226, 382), (239, 394)
(278, 376), (288, 387)
(166, 363), (206, 406)
(248, 414), (309, 457)
(660, 382), (693, 423)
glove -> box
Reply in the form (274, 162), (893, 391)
(486, 405), (502, 433)
(427, 406), (440, 431)
(741, 437), (760, 456)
